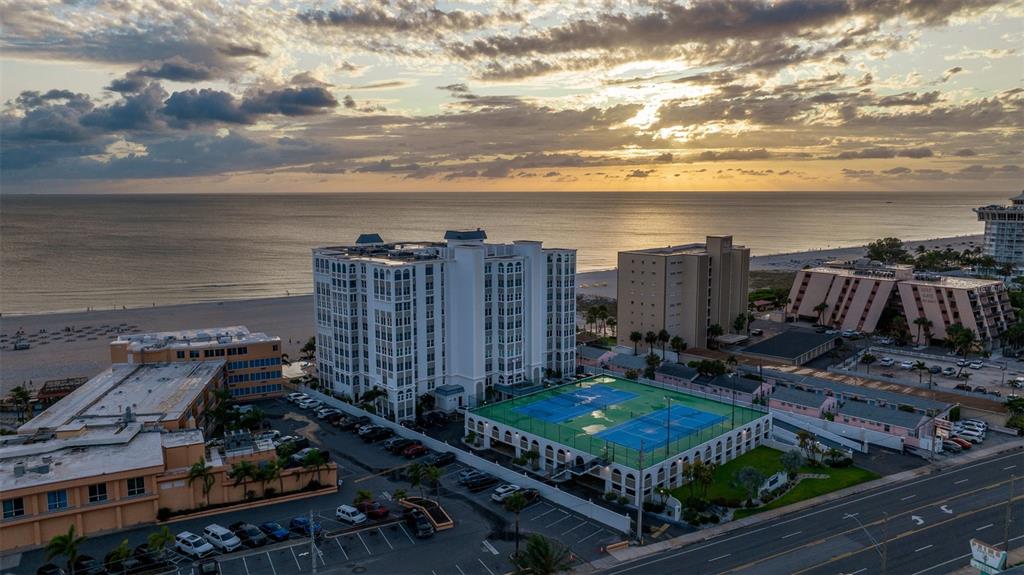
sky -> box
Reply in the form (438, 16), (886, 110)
(1, 0), (1022, 193)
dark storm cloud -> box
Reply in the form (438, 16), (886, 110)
(218, 43), (269, 58)
(81, 83), (167, 131)
(136, 57), (215, 82)
(107, 75), (148, 94)
(240, 87), (339, 117)
(162, 89), (251, 126)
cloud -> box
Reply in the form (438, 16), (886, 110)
(240, 87), (339, 117)
(953, 148), (978, 157)
(162, 89), (251, 126)
(343, 81), (411, 90)
(876, 91), (941, 106)
(135, 57), (214, 82)
(940, 66), (964, 82)
(343, 95), (357, 109)
(626, 169), (655, 178)
(829, 147), (934, 159)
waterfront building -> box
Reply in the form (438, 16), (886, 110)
(2, 361), (334, 552)
(110, 326), (285, 399)
(975, 191), (1024, 270)
(312, 230), (576, 420)
(617, 235), (750, 350)
(787, 260), (1014, 345)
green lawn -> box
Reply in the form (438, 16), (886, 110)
(669, 445), (880, 517)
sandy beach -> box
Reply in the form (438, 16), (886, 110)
(0, 234), (983, 393)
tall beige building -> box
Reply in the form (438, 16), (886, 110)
(617, 236), (750, 350)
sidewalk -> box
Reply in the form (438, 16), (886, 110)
(584, 440), (1024, 572)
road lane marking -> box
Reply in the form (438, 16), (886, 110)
(901, 494), (917, 501)
(357, 532), (372, 555)
(850, 569), (867, 575)
(577, 528), (603, 543)
(781, 531), (802, 539)
(546, 514), (574, 528)
(708, 553), (731, 562)
(478, 558), (496, 575)
(562, 521), (589, 536)
(954, 479), (969, 485)
(915, 544), (933, 552)
(265, 552), (277, 575)
(910, 533), (1024, 575)
(602, 463), (1022, 575)
(844, 513), (859, 518)
(335, 538), (349, 560)
(976, 523), (994, 531)
(399, 523), (416, 545)
(378, 528), (394, 550)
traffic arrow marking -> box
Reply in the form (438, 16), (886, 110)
(940, 505), (953, 514)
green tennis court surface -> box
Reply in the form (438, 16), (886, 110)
(471, 374), (766, 468)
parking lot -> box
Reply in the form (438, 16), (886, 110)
(7, 397), (626, 575)
(855, 347), (1020, 399)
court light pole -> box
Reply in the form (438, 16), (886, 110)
(636, 440), (644, 545)
(665, 396), (672, 453)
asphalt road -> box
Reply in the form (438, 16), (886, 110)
(600, 448), (1024, 575)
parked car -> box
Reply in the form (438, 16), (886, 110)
(316, 407), (340, 419)
(70, 556), (105, 575)
(403, 444), (428, 458)
(942, 440), (962, 453)
(384, 437), (417, 453)
(335, 504), (368, 525)
(355, 501), (390, 519)
(899, 361), (914, 370)
(337, 416), (368, 431)
(229, 522), (268, 548)
(423, 451), (456, 467)
(325, 412), (345, 424)
(175, 531), (215, 558)
(956, 359), (969, 367)
(750, 328), (764, 336)
(259, 522), (290, 542)
(287, 392), (309, 403)
(513, 488), (542, 508)
(458, 469), (485, 484)
(404, 508), (435, 538)
(879, 357), (895, 367)
(298, 399), (323, 410)
(490, 484), (522, 503)
(400, 420), (426, 433)
(289, 516), (323, 538)
(949, 437), (973, 449)
(929, 365), (942, 374)
(203, 524), (242, 552)
(291, 447), (318, 464)
(954, 383), (972, 391)
(943, 367), (957, 376)
(357, 424), (380, 436)
(961, 420), (988, 432)
(957, 429), (985, 443)
(973, 386), (988, 394)
(362, 427), (395, 442)
(969, 361), (985, 370)
(466, 474), (500, 492)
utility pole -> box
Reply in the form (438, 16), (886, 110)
(636, 440), (644, 545)
(1006, 475), (1016, 553)
(310, 509), (318, 573)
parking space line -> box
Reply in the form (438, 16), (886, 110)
(399, 523), (416, 545)
(332, 537), (349, 560)
(242, 556), (251, 575)
(379, 527), (395, 550)
(545, 513), (573, 528)
(455, 564), (467, 575)
(561, 521), (589, 536)
(478, 558), (496, 575)
(577, 528), (603, 543)
(290, 546), (301, 571)
(357, 531), (372, 555)
(954, 478), (969, 485)
(529, 505), (559, 521)
(266, 552), (277, 575)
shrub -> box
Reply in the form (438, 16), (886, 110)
(264, 487), (277, 497)
(708, 514), (720, 524)
(618, 495), (630, 505)
(1007, 415), (1024, 433)
(682, 508), (698, 524)
(949, 406), (961, 422)
(643, 501), (666, 513)
(157, 507), (172, 522)
(898, 404), (916, 413)
(604, 491), (619, 502)
(827, 457), (854, 468)
(684, 497), (708, 512)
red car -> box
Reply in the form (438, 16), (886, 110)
(949, 437), (972, 449)
(403, 444), (428, 458)
(355, 501), (390, 519)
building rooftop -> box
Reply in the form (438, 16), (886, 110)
(18, 362), (222, 434)
(112, 326), (278, 353)
(838, 400), (927, 429)
(355, 233), (384, 245)
(742, 330), (839, 362)
(655, 362), (698, 380)
(444, 229), (487, 241)
(751, 368), (950, 412)
(0, 425), (165, 492)
(161, 428), (205, 449)
(694, 373), (764, 394)
(900, 274), (1004, 289)
(805, 263), (1003, 289)
(607, 353), (648, 370)
(579, 345), (611, 361)
(771, 386), (829, 408)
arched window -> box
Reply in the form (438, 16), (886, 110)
(611, 469), (623, 488)
(520, 436), (529, 450)
(504, 431), (513, 444)
(491, 426), (499, 440)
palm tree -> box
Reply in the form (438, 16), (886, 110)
(670, 336), (687, 362)
(187, 458), (216, 507)
(733, 313), (746, 334)
(301, 449), (329, 485)
(46, 524), (86, 574)
(607, 317), (617, 338)
(230, 461), (257, 499)
(425, 465), (442, 497)
(512, 534), (574, 575)
(392, 488), (408, 501)
(585, 308), (598, 332)
(696, 461), (717, 500)
(408, 463), (425, 497)
(644, 331), (657, 353)
(813, 302), (829, 326)
(8, 385), (31, 422)
(354, 489), (374, 505)
(947, 323), (980, 375)
(596, 305), (609, 334)
(505, 492), (529, 558)
(629, 331), (643, 355)
(104, 539), (132, 572)
(860, 353), (877, 374)
(913, 361), (928, 385)
(271, 457), (288, 493)
(745, 311), (756, 335)
(657, 329), (670, 356)
(147, 526), (174, 561)
(707, 324), (724, 349)
(912, 317), (933, 347)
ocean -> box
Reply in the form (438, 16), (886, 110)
(0, 191), (1006, 314)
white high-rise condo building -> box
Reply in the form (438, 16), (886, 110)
(975, 191), (1024, 271)
(313, 230), (576, 420)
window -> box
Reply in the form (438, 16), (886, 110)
(2, 498), (24, 519)
(88, 483), (108, 503)
(190, 350), (200, 358)
(126, 477), (146, 497)
(176, 351), (185, 359)
(47, 490), (68, 512)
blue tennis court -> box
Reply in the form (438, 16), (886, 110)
(512, 384), (638, 423)
(595, 404), (727, 450)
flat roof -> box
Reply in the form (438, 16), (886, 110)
(607, 353), (648, 370)
(696, 373), (764, 394)
(838, 400), (927, 429)
(742, 330), (839, 361)
(900, 275), (1003, 289)
(771, 386), (828, 408)
(113, 325), (278, 352)
(656, 362), (698, 380)
(752, 368), (950, 412)
(0, 425), (165, 492)
(579, 345), (611, 361)
(18, 362), (222, 434)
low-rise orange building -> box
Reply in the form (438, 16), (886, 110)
(110, 326), (286, 399)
